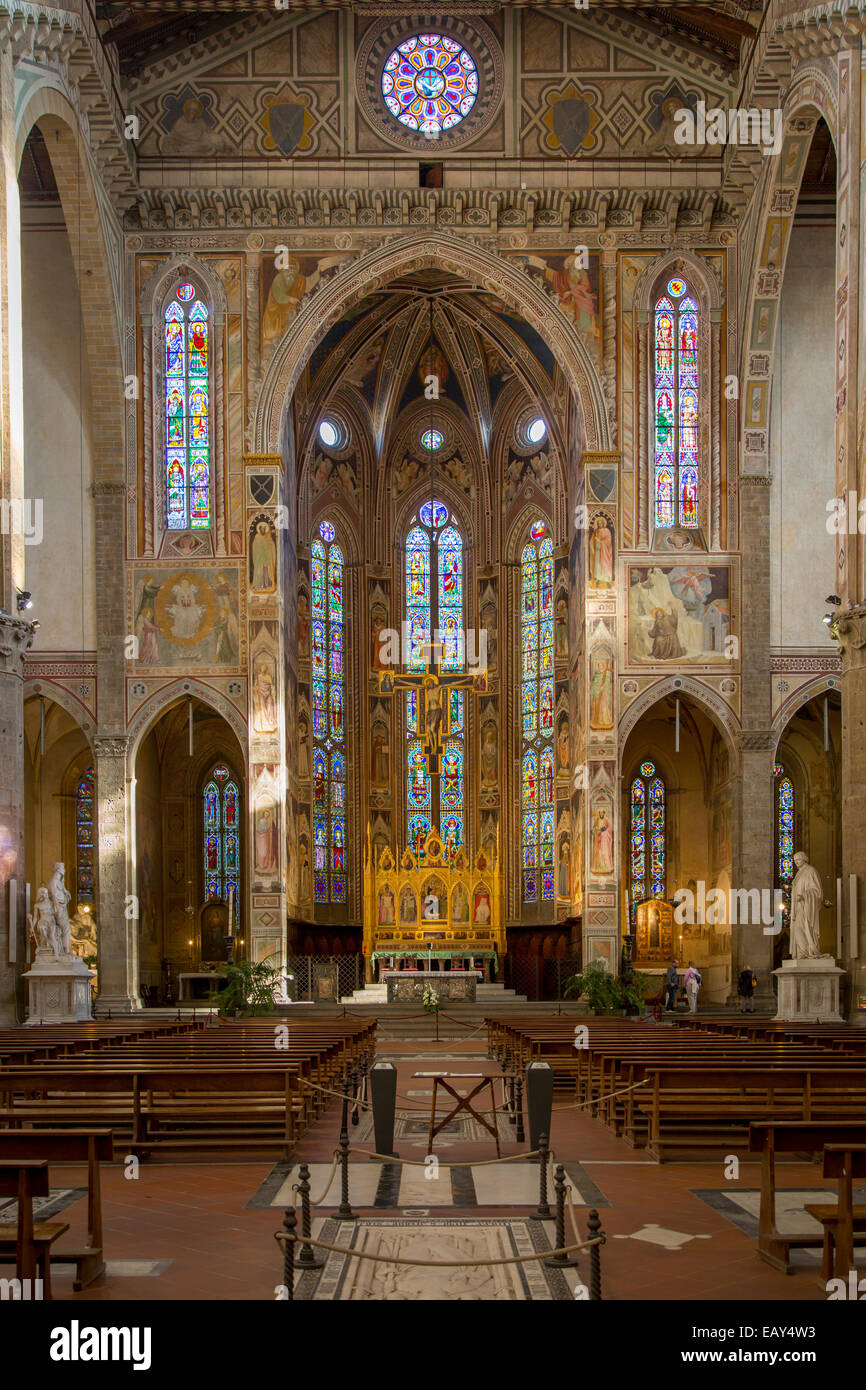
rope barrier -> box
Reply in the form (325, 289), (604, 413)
(291, 1151), (342, 1208)
(275, 1229), (604, 1269)
(347, 1145), (543, 1168)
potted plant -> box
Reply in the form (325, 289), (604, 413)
(214, 958), (284, 1018)
(564, 961), (654, 1017)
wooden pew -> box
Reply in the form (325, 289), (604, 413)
(805, 1144), (866, 1283)
(0, 1130), (112, 1289)
(0, 1067), (303, 1157)
(749, 1121), (866, 1273)
(0, 1158), (69, 1298)
(637, 1066), (866, 1161)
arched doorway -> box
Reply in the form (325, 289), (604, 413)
(774, 689), (842, 966)
(621, 691), (736, 1004)
(132, 696), (246, 1004)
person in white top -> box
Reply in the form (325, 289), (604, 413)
(683, 962), (702, 1014)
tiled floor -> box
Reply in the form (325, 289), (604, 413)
(41, 1040), (850, 1301)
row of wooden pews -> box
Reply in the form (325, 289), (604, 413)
(487, 1015), (866, 1161)
(0, 1015), (376, 1295)
(488, 1013), (866, 1278)
(0, 1016), (376, 1157)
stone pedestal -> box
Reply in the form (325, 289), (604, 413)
(773, 957), (844, 1023)
(22, 950), (95, 1024)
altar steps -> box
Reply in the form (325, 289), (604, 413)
(291, 993), (587, 1039)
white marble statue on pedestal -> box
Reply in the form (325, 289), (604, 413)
(23, 863), (95, 1023)
(774, 850), (842, 1022)
(788, 851), (831, 960)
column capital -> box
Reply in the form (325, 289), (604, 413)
(835, 602), (866, 669)
(90, 482), (128, 499)
(738, 728), (775, 753)
(93, 735), (129, 759)
(0, 611), (36, 675)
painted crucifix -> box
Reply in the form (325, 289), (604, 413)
(378, 638), (487, 775)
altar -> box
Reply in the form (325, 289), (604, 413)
(382, 970), (481, 1003)
(363, 826), (505, 988)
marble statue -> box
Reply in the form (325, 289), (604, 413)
(28, 886), (60, 958)
(789, 851), (828, 960)
(47, 862), (73, 956)
(423, 891), (440, 920)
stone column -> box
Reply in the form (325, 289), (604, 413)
(732, 475), (775, 1005)
(0, 35), (32, 1024)
(837, 608), (866, 1016)
(93, 736), (140, 1013)
(0, 615), (35, 1024)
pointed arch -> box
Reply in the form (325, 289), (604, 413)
(253, 233), (609, 456)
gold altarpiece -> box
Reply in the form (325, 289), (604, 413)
(363, 827), (505, 972)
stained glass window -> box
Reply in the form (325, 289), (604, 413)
(382, 33), (478, 136)
(312, 522), (346, 902)
(775, 765), (794, 908)
(629, 761), (665, 919)
(654, 279), (699, 529)
(405, 501), (464, 854)
(75, 766), (95, 906)
(203, 762), (240, 909)
(521, 526), (555, 902)
(165, 283), (210, 530)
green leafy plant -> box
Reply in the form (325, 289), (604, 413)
(563, 961), (653, 1017)
(214, 958), (283, 1018)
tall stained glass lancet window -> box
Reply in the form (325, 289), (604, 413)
(75, 766), (95, 907)
(203, 763), (240, 905)
(165, 281), (210, 530)
(774, 763), (794, 910)
(629, 761), (666, 920)
(654, 278), (699, 529)
(521, 520), (555, 903)
(312, 520), (346, 903)
(405, 500), (464, 857)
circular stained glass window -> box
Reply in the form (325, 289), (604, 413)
(319, 419), (339, 448)
(667, 278), (686, 298)
(177, 283), (196, 302)
(527, 417), (547, 444)
(319, 520), (335, 543)
(213, 764), (229, 782)
(420, 500), (448, 528)
(421, 428), (444, 451)
(640, 761), (655, 777)
(530, 519), (546, 540)
(381, 34), (478, 136)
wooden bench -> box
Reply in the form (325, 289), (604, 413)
(804, 1144), (866, 1283)
(0, 1067), (304, 1158)
(0, 1130), (112, 1289)
(0, 1159), (68, 1298)
(749, 1121), (866, 1273)
(639, 1067), (866, 1161)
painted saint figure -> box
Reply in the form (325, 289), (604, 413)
(591, 808), (614, 876)
(589, 515), (614, 587)
(648, 606), (686, 661)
